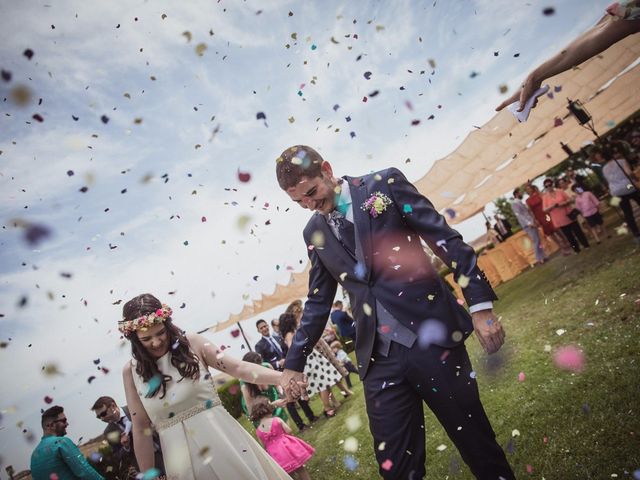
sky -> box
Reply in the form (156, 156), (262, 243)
(0, 0), (608, 473)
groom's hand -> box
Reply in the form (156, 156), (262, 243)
(280, 369), (308, 401)
(471, 309), (505, 354)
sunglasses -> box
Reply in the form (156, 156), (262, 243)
(96, 410), (109, 419)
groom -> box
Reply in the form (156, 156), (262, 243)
(276, 145), (514, 479)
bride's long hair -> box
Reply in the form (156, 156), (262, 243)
(123, 293), (200, 398)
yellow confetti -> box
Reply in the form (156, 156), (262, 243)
(311, 230), (325, 247)
(343, 436), (359, 452)
(195, 43), (207, 56)
(458, 274), (470, 288)
(345, 414), (362, 432)
(363, 303), (372, 316)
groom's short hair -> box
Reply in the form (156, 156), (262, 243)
(256, 319), (267, 328)
(275, 145), (324, 190)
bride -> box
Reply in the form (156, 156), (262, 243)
(120, 293), (292, 479)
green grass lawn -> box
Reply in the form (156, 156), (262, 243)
(240, 211), (640, 479)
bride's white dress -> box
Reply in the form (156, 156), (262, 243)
(131, 352), (290, 480)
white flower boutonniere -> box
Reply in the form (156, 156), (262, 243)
(361, 192), (393, 218)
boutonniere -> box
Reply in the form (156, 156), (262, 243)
(361, 192), (393, 218)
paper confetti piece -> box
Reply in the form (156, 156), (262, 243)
(418, 320), (446, 349)
(381, 459), (393, 471)
(343, 436), (358, 452)
(518, 372), (525, 382)
(436, 444), (447, 451)
(552, 345), (585, 373)
(345, 414), (362, 432)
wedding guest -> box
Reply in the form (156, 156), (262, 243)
(330, 340), (359, 389)
(330, 300), (356, 343)
(30, 405), (104, 480)
(251, 397), (314, 480)
(572, 185), (607, 243)
(496, 1), (640, 112)
(598, 145), (640, 243)
(239, 352), (289, 427)
(120, 294), (290, 479)
(494, 215), (513, 242)
(91, 395), (165, 478)
(512, 188), (546, 264)
(271, 319), (283, 342)
(484, 221), (501, 246)
(542, 178), (590, 253)
(255, 319), (286, 371)
(525, 183), (572, 255)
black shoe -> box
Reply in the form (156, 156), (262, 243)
(298, 424), (308, 432)
(308, 416), (320, 423)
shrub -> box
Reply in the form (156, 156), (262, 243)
(217, 378), (243, 418)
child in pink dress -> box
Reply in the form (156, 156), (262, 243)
(251, 397), (315, 480)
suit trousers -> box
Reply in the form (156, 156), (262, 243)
(363, 341), (514, 480)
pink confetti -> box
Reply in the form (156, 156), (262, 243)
(518, 372), (525, 382)
(381, 459), (393, 471)
(552, 345), (585, 373)
(237, 170), (251, 182)
(526, 464), (533, 474)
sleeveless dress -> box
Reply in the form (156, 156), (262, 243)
(256, 418), (314, 473)
(131, 352), (290, 480)
(526, 191), (555, 236)
(304, 347), (343, 395)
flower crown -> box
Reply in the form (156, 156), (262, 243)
(118, 304), (173, 335)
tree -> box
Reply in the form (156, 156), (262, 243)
(493, 197), (520, 233)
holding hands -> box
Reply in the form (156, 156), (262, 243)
(279, 369), (309, 402)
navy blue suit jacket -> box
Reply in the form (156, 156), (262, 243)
(284, 168), (497, 379)
(255, 336), (287, 370)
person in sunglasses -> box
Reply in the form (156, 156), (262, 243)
(91, 396), (164, 478)
(30, 405), (104, 480)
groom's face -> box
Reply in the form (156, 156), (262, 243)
(286, 162), (338, 215)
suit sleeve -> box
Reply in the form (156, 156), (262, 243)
(58, 437), (105, 479)
(386, 168), (497, 306)
(284, 227), (338, 372)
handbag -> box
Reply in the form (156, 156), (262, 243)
(567, 208), (581, 221)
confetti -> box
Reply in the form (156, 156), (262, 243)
(381, 459), (393, 471)
(436, 444), (447, 451)
(552, 345), (585, 373)
(237, 170), (251, 182)
(418, 320), (446, 349)
(518, 372), (525, 382)
(344, 455), (359, 471)
(343, 436), (358, 452)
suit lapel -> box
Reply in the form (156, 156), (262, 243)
(346, 176), (372, 283)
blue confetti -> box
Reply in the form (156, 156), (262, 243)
(145, 374), (162, 398)
(141, 468), (161, 480)
(403, 204), (413, 214)
(354, 262), (366, 279)
(344, 455), (359, 471)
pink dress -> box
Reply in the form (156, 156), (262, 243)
(256, 418), (315, 473)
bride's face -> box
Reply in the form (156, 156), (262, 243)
(137, 322), (169, 358)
